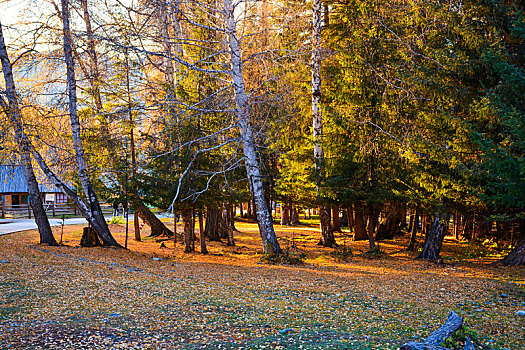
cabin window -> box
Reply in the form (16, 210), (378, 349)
(21, 195), (28, 204)
(56, 193), (67, 203)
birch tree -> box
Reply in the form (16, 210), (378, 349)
(223, 0), (281, 254)
(59, 0), (120, 246)
(0, 22), (57, 246)
(312, 0), (335, 247)
(129, 0), (283, 254)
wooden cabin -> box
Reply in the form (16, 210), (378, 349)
(0, 165), (67, 214)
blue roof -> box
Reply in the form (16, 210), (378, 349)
(0, 165), (61, 194)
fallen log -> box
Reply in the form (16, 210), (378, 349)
(401, 311), (463, 350)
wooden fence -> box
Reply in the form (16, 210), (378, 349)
(0, 202), (113, 219)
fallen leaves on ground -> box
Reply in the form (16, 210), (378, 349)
(0, 219), (523, 349)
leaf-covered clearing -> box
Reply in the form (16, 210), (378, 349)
(0, 220), (524, 349)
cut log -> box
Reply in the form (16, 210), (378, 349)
(401, 311), (463, 350)
(80, 227), (102, 247)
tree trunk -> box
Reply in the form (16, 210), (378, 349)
(291, 206), (301, 225)
(280, 202), (290, 225)
(318, 204), (336, 247)
(376, 204), (405, 240)
(133, 199), (173, 237)
(470, 214), (476, 241)
(224, 0), (281, 255)
(347, 208), (354, 229)
(182, 208), (193, 253)
(367, 206), (378, 251)
(173, 213), (177, 245)
(204, 207), (223, 241)
(134, 212), (141, 241)
(311, 0), (335, 248)
(230, 205), (238, 232)
(332, 206), (342, 233)
(353, 206), (368, 241)
(417, 214), (449, 261)
(31, 146), (121, 246)
(191, 207), (196, 251)
(0, 24), (57, 246)
(81, 0), (148, 243)
(407, 205), (420, 251)
(501, 218), (525, 265)
(199, 208), (207, 254)
(61, 0), (119, 247)
(222, 202), (235, 246)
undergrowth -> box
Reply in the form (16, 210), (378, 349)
(330, 240), (353, 262)
(108, 216), (126, 225)
(261, 244), (306, 265)
(442, 326), (484, 350)
(359, 244), (386, 259)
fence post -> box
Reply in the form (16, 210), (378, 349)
(28, 203), (31, 219)
(53, 201), (56, 217)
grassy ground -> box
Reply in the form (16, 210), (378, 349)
(0, 218), (524, 349)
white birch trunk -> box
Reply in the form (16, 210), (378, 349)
(312, 0), (335, 247)
(224, 0), (281, 254)
(0, 22), (57, 245)
(61, 0), (120, 246)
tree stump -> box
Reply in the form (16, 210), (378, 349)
(417, 215), (449, 261)
(80, 227), (102, 247)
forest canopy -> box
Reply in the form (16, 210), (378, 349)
(0, 0), (524, 264)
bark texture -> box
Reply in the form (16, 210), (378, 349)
(0, 23), (57, 246)
(80, 227), (102, 247)
(417, 215), (449, 261)
(353, 206), (368, 241)
(224, 0), (281, 254)
(332, 206), (342, 233)
(182, 208), (193, 253)
(407, 205), (420, 251)
(204, 207), (223, 241)
(318, 204), (336, 247)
